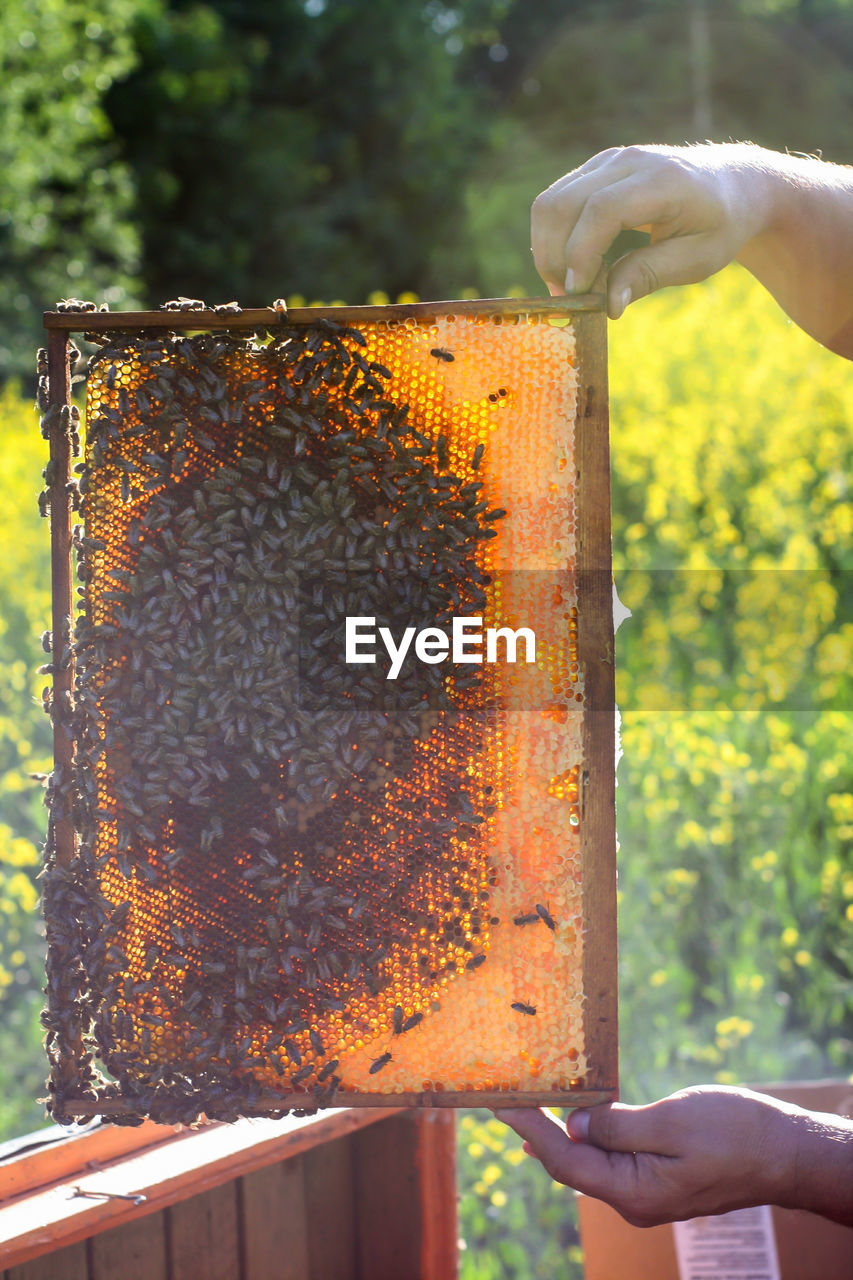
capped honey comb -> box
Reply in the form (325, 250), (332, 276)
(40, 298), (617, 1124)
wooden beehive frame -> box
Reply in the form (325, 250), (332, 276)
(41, 297), (617, 1119)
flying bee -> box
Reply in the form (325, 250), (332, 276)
(430, 348), (454, 362)
(536, 903), (557, 931)
(511, 1001), (537, 1016)
(369, 1051), (392, 1074)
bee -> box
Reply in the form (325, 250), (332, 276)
(369, 1051), (392, 1074)
(401, 1012), (423, 1033)
(291, 1062), (314, 1085)
(430, 348), (454, 362)
(472, 443), (484, 471)
(317, 1058), (339, 1082)
(536, 903), (557, 931)
(514, 913), (540, 927)
(309, 1028), (324, 1055)
(466, 953), (486, 971)
(393, 1004), (404, 1035)
(283, 1039), (302, 1067)
(511, 1001), (537, 1016)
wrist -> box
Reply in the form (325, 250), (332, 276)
(784, 1107), (853, 1225)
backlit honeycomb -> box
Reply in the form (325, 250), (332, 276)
(49, 307), (588, 1120)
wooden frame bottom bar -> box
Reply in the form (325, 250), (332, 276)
(49, 1088), (618, 1119)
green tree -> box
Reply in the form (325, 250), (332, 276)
(0, 0), (147, 379)
(104, 0), (510, 308)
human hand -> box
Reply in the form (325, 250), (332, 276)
(531, 141), (853, 355)
(494, 1085), (801, 1227)
(531, 143), (775, 318)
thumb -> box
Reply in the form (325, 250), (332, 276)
(606, 233), (729, 318)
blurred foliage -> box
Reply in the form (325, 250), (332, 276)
(2, 0), (853, 1271)
(611, 267), (853, 1096)
(457, 1111), (584, 1280)
(103, 0), (511, 310)
(0, 266), (851, 1279)
(462, 1), (853, 296)
(0, 0), (145, 377)
(0, 383), (53, 1136)
(5, 0), (853, 375)
(457, 268), (853, 1277)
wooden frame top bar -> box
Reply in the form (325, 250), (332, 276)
(43, 295), (605, 332)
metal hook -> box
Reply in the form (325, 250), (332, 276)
(70, 1184), (147, 1207)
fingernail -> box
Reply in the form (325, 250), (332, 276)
(564, 267), (575, 293)
(567, 1109), (590, 1143)
(616, 286), (632, 318)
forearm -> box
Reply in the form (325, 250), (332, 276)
(733, 149), (853, 357)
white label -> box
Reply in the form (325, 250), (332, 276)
(673, 1205), (781, 1280)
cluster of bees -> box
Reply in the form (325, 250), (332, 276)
(41, 310), (513, 1123)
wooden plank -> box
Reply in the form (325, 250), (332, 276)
(0, 1108), (394, 1271)
(89, 1210), (168, 1280)
(167, 1181), (240, 1280)
(414, 1112), (458, 1280)
(351, 1112), (457, 1280)
(240, 1157), (310, 1280)
(0, 1122), (178, 1203)
(43, 296), (605, 332)
(303, 1137), (356, 1280)
(574, 308), (619, 1098)
(5, 1240), (88, 1280)
(352, 1115), (421, 1280)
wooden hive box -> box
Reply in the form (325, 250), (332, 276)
(39, 296), (617, 1123)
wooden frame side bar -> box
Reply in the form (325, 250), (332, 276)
(574, 309), (619, 1097)
(43, 295), (605, 333)
(46, 329), (76, 870)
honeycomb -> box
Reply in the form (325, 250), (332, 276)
(44, 306), (594, 1123)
